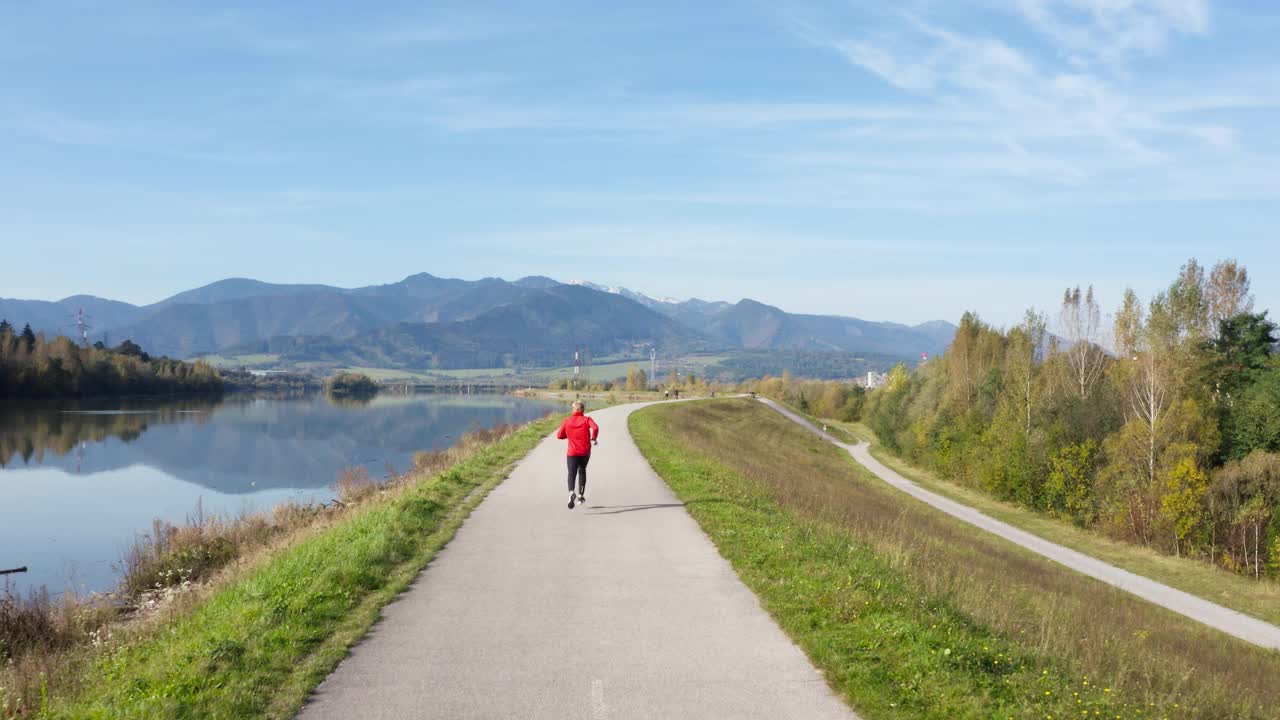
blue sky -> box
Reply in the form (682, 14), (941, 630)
(3, 0), (1278, 326)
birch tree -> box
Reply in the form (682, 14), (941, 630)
(1206, 259), (1254, 336)
(1006, 308), (1047, 436)
(1058, 286), (1106, 400)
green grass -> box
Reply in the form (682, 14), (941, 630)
(328, 356), (728, 385)
(833, 419), (1280, 628)
(630, 399), (1280, 719)
(41, 418), (556, 719)
(335, 365), (441, 382)
(198, 353), (280, 369)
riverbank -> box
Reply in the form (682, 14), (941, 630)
(0, 415), (557, 718)
(630, 398), (1280, 718)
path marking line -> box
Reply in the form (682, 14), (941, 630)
(590, 678), (608, 720)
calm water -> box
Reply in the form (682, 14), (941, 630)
(0, 393), (562, 595)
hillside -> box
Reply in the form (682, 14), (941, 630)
(0, 295), (146, 340)
(700, 299), (947, 357)
(1, 273), (953, 371)
(254, 284), (717, 369)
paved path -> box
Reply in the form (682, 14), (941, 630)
(299, 403), (858, 720)
(757, 397), (1280, 652)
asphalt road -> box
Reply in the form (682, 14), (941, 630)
(757, 396), (1280, 652)
(298, 402), (858, 720)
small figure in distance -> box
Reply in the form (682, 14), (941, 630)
(674, 388), (680, 400)
(664, 389), (669, 400)
(556, 401), (599, 510)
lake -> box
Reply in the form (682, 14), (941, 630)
(0, 393), (563, 596)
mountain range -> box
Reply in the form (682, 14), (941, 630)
(0, 273), (954, 376)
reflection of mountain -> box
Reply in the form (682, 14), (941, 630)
(0, 395), (560, 494)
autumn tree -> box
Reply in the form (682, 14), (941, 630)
(1206, 259), (1253, 337)
(1057, 286), (1106, 400)
(1006, 308), (1047, 436)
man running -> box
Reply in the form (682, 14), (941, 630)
(556, 401), (599, 509)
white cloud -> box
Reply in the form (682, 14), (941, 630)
(768, 0), (1276, 209)
(1013, 0), (1209, 67)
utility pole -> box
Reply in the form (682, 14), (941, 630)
(650, 348), (657, 390)
(71, 307), (93, 347)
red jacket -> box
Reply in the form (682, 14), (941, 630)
(557, 411), (599, 456)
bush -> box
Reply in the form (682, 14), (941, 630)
(325, 372), (378, 397)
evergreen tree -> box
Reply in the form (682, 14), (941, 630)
(19, 323), (36, 353)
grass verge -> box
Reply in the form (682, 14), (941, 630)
(831, 419), (1280, 628)
(631, 398), (1280, 719)
(3, 417), (555, 719)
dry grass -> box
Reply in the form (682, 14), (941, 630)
(637, 398), (1280, 718)
(0, 419), (539, 718)
(832, 418), (1280, 628)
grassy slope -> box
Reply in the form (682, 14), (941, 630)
(338, 357), (729, 384)
(198, 353), (280, 368)
(631, 399), (1280, 720)
(833, 419), (1280, 627)
(46, 418), (556, 719)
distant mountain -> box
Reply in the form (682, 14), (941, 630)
(254, 284), (717, 369)
(567, 280), (682, 310)
(114, 291), (399, 358)
(151, 278), (343, 309)
(650, 297), (735, 331)
(98, 274), (543, 357)
(1, 273), (955, 371)
(513, 275), (563, 290)
(566, 283), (950, 358)
(692, 299), (950, 358)
(0, 295), (146, 339)
(911, 319), (960, 352)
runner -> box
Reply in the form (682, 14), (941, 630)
(556, 401), (599, 509)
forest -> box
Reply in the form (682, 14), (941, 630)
(0, 321), (223, 397)
(863, 259), (1279, 578)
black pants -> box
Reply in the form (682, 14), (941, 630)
(567, 454), (590, 494)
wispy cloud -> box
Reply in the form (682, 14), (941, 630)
(5, 104), (113, 146)
(1013, 0), (1209, 67)
(771, 1), (1277, 208)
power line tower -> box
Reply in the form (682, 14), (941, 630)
(573, 347), (581, 391)
(650, 348), (657, 390)
(70, 307), (93, 347)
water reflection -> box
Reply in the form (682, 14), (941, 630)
(1, 394), (560, 493)
(0, 393), (562, 594)
(0, 397), (219, 469)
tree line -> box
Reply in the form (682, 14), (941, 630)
(0, 321), (223, 397)
(750, 372), (868, 421)
(863, 259), (1280, 578)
